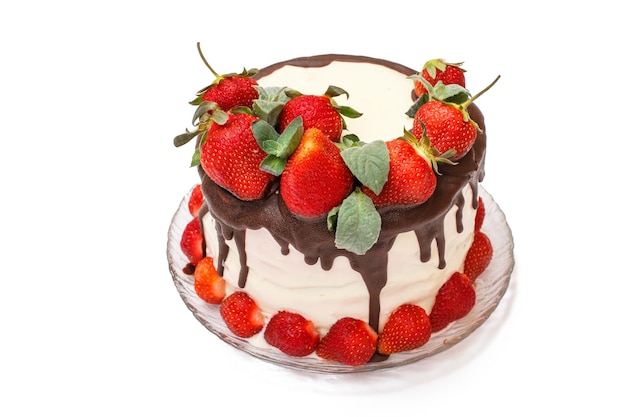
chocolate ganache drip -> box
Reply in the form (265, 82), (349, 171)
(197, 54), (486, 332)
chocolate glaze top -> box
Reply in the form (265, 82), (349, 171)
(198, 54), (486, 332)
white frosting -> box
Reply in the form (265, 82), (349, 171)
(256, 61), (416, 142)
(201, 60), (477, 349)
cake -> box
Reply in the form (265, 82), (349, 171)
(173, 49), (499, 367)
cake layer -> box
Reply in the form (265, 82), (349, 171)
(197, 55), (486, 343)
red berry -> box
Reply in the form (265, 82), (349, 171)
(463, 231), (493, 282)
(188, 184), (204, 217)
(429, 272), (476, 332)
(219, 292), (264, 338)
(279, 95), (343, 142)
(264, 311), (320, 357)
(194, 257), (225, 304)
(474, 197), (485, 231)
(180, 217), (203, 267)
(378, 304), (431, 355)
(316, 317), (377, 366)
(413, 59), (466, 97)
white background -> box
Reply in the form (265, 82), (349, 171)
(1, 0), (624, 415)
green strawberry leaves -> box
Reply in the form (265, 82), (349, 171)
(252, 116), (304, 175)
(341, 140), (389, 195)
(329, 188), (381, 256)
(253, 86), (290, 127)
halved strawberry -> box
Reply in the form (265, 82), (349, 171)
(194, 257), (226, 304)
(188, 184), (204, 217)
(429, 272), (476, 332)
(219, 291), (264, 338)
(316, 317), (377, 366)
(264, 311), (320, 357)
(463, 231), (493, 282)
(180, 217), (204, 267)
(377, 304), (431, 355)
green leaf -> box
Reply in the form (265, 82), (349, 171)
(431, 81), (471, 102)
(341, 140), (389, 195)
(251, 119), (279, 149)
(334, 190), (381, 255)
(405, 94), (429, 118)
(173, 130), (200, 147)
(337, 105), (362, 119)
(327, 206), (340, 231)
(190, 148), (201, 167)
(253, 86), (290, 125)
(260, 154), (287, 176)
(275, 116), (303, 157)
(325, 85), (349, 99)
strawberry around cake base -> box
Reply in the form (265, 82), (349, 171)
(167, 185), (513, 372)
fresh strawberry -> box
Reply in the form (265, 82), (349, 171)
(180, 217), (204, 267)
(264, 311), (320, 357)
(188, 184), (204, 217)
(377, 304), (431, 355)
(316, 317), (377, 366)
(412, 75), (499, 161)
(192, 43), (259, 112)
(280, 127), (354, 218)
(219, 291), (265, 338)
(463, 231), (493, 282)
(429, 272), (476, 332)
(200, 112), (274, 200)
(278, 86), (361, 142)
(474, 196), (485, 231)
(412, 99), (477, 162)
(361, 130), (449, 207)
(194, 257), (226, 304)
(413, 59), (465, 97)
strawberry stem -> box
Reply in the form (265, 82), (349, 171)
(465, 75), (500, 108)
(196, 42), (219, 78)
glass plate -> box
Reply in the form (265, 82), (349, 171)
(167, 185), (514, 373)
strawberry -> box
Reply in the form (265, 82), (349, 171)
(194, 257), (226, 304)
(278, 86), (361, 142)
(200, 112), (274, 200)
(219, 291), (265, 338)
(316, 317), (377, 366)
(413, 99), (477, 162)
(280, 127), (354, 218)
(361, 130), (448, 207)
(192, 43), (258, 112)
(264, 311), (320, 357)
(377, 304), (431, 355)
(463, 231), (493, 282)
(413, 59), (465, 97)
(188, 184), (204, 217)
(180, 217), (204, 267)
(412, 75), (500, 161)
(474, 196), (485, 231)
(429, 272), (476, 332)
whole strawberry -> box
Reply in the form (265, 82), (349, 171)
(278, 86), (361, 142)
(200, 112), (274, 200)
(412, 75), (500, 161)
(429, 272), (476, 332)
(361, 136), (437, 207)
(463, 231), (493, 282)
(264, 311), (320, 357)
(378, 304), (431, 355)
(192, 43), (259, 112)
(413, 59), (465, 97)
(280, 127), (354, 218)
(194, 256), (226, 304)
(219, 291), (265, 338)
(180, 217), (204, 267)
(316, 317), (377, 366)
(413, 100), (477, 161)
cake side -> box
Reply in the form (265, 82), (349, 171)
(197, 57), (486, 335)
(174, 50), (497, 366)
